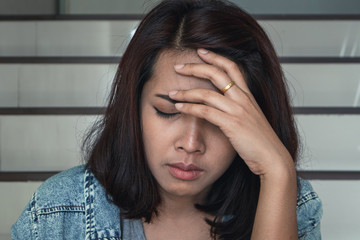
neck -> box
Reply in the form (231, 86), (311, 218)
(142, 187), (214, 240)
(155, 187), (209, 219)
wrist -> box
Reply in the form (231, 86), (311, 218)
(259, 154), (297, 184)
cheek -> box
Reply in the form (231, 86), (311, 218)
(208, 130), (236, 170)
(209, 124), (235, 154)
(141, 114), (172, 165)
(142, 119), (159, 159)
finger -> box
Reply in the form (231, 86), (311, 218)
(174, 102), (233, 132)
(197, 49), (264, 112)
(197, 48), (251, 94)
(174, 63), (244, 101)
(169, 88), (237, 114)
(174, 63), (232, 94)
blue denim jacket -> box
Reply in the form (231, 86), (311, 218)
(12, 165), (322, 239)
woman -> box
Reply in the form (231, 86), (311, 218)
(12, 0), (322, 239)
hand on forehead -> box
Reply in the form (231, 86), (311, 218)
(151, 49), (219, 92)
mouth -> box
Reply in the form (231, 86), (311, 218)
(167, 163), (204, 181)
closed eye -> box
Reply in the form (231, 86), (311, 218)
(154, 107), (180, 119)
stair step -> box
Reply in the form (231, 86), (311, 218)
(0, 20), (359, 57)
(1, 56), (359, 64)
(1, 107), (360, 115)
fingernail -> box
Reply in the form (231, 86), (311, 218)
(198, 49), (209, 54)
(169, 90), (178, 96)
(174, 64), (184, 69)
(175, 103), (183, 109)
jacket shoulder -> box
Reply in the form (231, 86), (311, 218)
(35, 165), (86, 209)
(296, 177), (323, 239)
(12, 165), (88, 240)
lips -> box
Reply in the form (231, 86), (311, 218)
(167, 162), (204, 181)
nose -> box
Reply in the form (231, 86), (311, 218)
(174, 116), (206, 154)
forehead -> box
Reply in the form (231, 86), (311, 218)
(146, 49), (217, 92)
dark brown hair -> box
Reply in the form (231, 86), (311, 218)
(84, 0), (298, 239)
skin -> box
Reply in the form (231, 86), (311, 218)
(141, 48), (298, 239)
(141, 49), (236, 240)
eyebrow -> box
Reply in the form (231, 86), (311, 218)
(155, 94), (179, 104)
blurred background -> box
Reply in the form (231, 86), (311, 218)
(0, 0), (359, 239)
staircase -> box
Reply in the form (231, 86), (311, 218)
(0, 1), (359, 239)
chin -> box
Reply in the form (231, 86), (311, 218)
(160, 181), (210, 199)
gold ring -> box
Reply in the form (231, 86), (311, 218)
(221, 81), (235, 93)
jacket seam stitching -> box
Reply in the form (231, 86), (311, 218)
(85, 168), (96, 240)
(296, 191), (319, 208)
(35, 205), (85, 215)
(30, 191), (39, 240)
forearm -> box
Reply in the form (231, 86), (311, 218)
(251, 157), (298, 240)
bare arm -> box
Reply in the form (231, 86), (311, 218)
(251, 157), (298, 239)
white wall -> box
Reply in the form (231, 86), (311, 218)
(0, 16), (359, 240)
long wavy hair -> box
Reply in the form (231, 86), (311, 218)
(84, 0), (299, 239)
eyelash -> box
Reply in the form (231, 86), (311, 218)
(154, 107), (180, 119)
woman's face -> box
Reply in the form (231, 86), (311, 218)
(141, 50), (236, 202)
